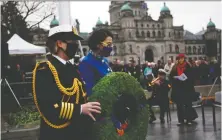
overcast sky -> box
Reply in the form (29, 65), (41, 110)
(41, 1), (222, 34)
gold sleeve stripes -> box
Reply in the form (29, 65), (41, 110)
(59, 102), (74, 120)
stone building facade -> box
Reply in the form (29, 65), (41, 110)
(30, 1), (221, 64)
(93, 1), (185, 64)
(92, 1), (221, 64)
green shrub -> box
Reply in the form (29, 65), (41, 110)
(89, 72), (149, 140)
(7, 106), (40, 126)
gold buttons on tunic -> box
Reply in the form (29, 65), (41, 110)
(54, 103), (59, 108)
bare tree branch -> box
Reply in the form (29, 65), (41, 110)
(28, 5), (44, 16)
(22, 2), (31, 20)
(28, 12), (53, 29)
(22, 1), (43, 21)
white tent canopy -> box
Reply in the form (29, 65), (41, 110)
(7, 34), (46, 55)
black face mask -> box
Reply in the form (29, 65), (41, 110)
(60, 41), (79, 59)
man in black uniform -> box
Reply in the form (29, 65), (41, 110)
(129, 60), (141, 82)
(32, 24), (101, 140)
(147, 69), (171, 124)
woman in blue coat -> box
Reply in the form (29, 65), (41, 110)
(79, 29), (113, 96)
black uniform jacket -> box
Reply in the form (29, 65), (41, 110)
(170, 62), (195, 104)
(150, 79), (170, 103)
(33, 55), (89, 140)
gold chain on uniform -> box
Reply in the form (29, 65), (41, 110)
(32, 61), (86, 129)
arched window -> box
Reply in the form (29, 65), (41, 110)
(129, 45), (133, 53)
(136, 30), (139, 36)
(152, 24), (155, 28)
(178, 32), (180, 37)
(137, 46), (140, 54)
(152, 31), (155, 37)
(169, 32), (171, 37)
(161, 45), (163, 52)
(116, 34), (119, 39)
(147, 24), (149, 27)
(157, 24), (160, 28)
(188, 46), (191, 54)
(202, 46), (205, 54)
(198, 46), (201, 54)
(141, 31), (145, 37)
(169, 44), (172, 52)
(193, 46), (196, 54)
(141, 24), (143, 27)
(175, 45), (179, 53)
(147, 31), (150, 37)
(158, 31), (161, 37)
(135, 11), (137, 16)
(129, 32), (132, 38)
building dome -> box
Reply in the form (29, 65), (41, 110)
(207, 18), (216, 28)
(161, 2), (170, 12)
(96, 17), (103, 25)
(120, 3), (132, 12)
(50, 15), (59, 26)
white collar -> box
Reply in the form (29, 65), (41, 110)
(52, 54), (67, 65)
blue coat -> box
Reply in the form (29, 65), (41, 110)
(79, 52), (112, 96)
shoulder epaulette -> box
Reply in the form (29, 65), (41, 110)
(36, 61), (49, 71)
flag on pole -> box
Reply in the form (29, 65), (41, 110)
(72, 26), (79, 35)
(72, 18), (85, 59)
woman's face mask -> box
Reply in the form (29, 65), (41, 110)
(58, 40), (79, 59)
(100, 37), (113, 57)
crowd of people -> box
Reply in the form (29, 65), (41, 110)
(109, 55), (220, 125)
(109, 57), (221, 88)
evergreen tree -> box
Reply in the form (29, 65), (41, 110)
(1, 1), (31, 43)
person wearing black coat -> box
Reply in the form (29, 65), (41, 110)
(170, 54), (197, 125)
(33, 25), (101, 140)
(129, 61), (141, 82)
(147, 69), (171, 124)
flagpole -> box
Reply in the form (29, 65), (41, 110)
(58, 1), (84, 58)
(58, 1), (71, 25)
(77, 36), (84, 58)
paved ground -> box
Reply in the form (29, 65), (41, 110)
(145, 107), (221, 140)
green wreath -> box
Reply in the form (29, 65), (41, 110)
(88, 72), (149, 140)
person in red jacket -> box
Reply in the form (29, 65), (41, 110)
(170, 53), (198, 125)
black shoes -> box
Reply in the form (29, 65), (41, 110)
(160, 119), (165, 124)
(149, 117), (166, 124)
(177, 122), (185, 126)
